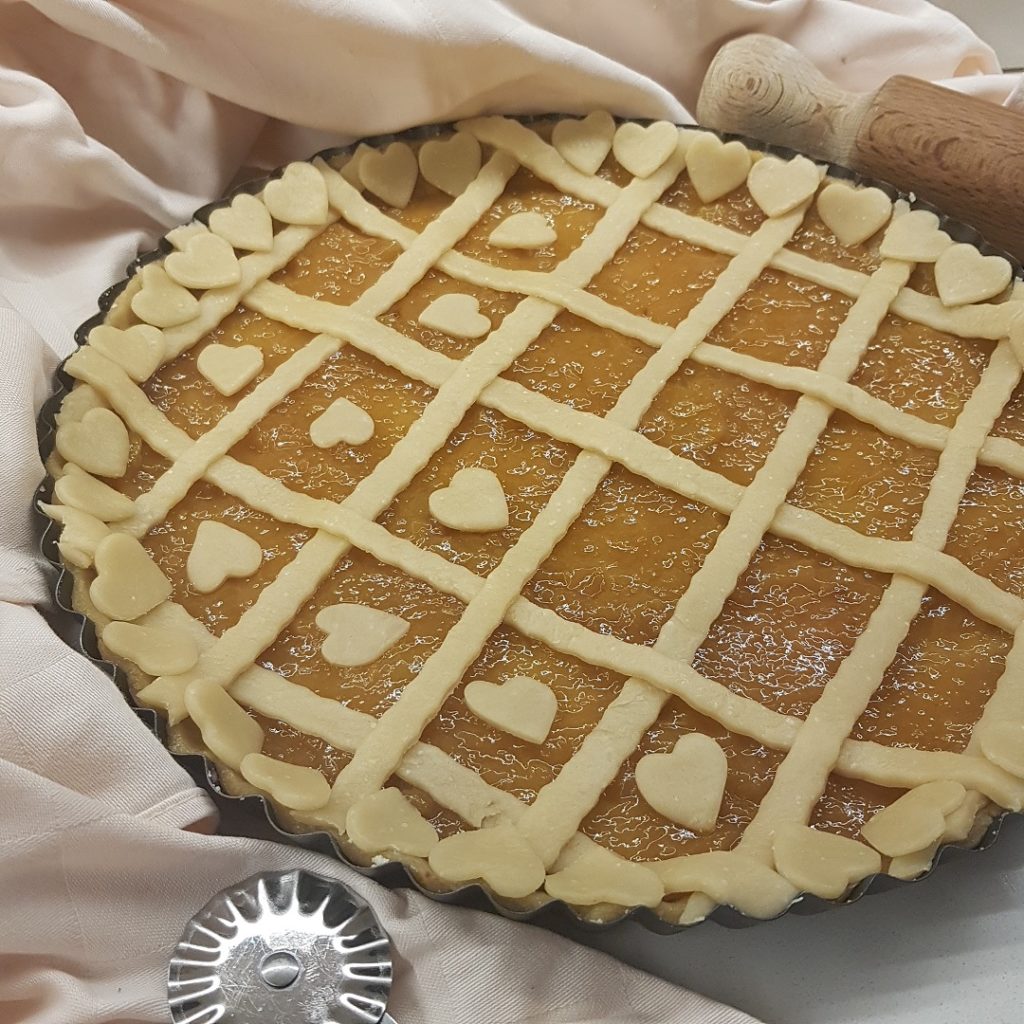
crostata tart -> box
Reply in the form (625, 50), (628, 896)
(42, 113), (1024, 924)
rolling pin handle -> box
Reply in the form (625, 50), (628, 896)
(696, 34), (869, 166)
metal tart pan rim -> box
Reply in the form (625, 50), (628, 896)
(34, 114), (1022, 935)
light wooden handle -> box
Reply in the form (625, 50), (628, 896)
(697, 34), (869, 165)
(697, 34), (1024, 262)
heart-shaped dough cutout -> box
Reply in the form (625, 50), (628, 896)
(88, 324), (165, 382)
(464, 675), (557, 744)
(685, 133), (752, 204)
(310, 397), (375, 448)
(196, 343), (264, 396)
(360, 142), (418, 209)
(55, 465), (134, 521)
(347, 787), (439, 857)
(165, 231), (241, 290)
(545, 842), (663, 907)
(263, 162), (330, 225)
(980, 721), (1024, 777)
(90, 533), (172, 621)
(240, 752), (331, 811)
(429, 467), (509, 533)
(428, 824), (546, 899)
(612, 121), (678, 178)
(39, 503), (110, 569)
(56, 407), (130, 479)
(634, 733), (727, 832)
(487, 211), (557, 250)
(861, 780), (967, 857)
(209, 192), (274, 252)
(187, 521), (263, 594)
(184, 678), (264, 771)
(747, 154), (821, 218)
(102, 615), (200, 676)
(418, 293), (492, 338)
(339, 143), (376, 189)
(55, 384), (106, 427)
(772, 824), (881, 899)
(934, 243), (1012, 307)
(418, 132), (482, 197)
(551, 111), (615, 174)
(878, 209), (952, 263)
(315, 603), (410, 667)
(164, 222), (208, 252)
(130, 263), (200, 329)
(816, 182), (892, 247)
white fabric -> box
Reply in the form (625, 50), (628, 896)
(0, 2), (1018, 1022)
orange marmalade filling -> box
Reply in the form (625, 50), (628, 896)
(78, 131), (1022, 869)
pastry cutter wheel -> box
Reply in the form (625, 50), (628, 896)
(168, 868), (399, 1024)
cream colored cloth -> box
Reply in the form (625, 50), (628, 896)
(0, 2), (1019, 1023)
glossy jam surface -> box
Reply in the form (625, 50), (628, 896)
(86, 130), (1021, 871)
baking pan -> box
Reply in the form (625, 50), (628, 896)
(34, 117), (1022, 934)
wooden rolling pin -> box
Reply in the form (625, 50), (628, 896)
(696, 34), (1024, 263)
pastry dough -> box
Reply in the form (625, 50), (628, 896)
(309, 397), (375, 448)
(209, 192), (275, 252)
(55, 408), (129, 479)
(418, 132), (482, 197)
(934, 243), (1012, 307)
(418, 293), (492, 338)
(87, 324), (165, 383)
(429, 467), (509, 532)
(315, 603), (410, 667)
(634, 734), (727, 833)
(165, 231), (241, 290)
(347, 787), (440, 857)
(611, 121), (678, 178)
(360, 142), (418, 209)
(551, 111), (615, 175)
(487, 211), (557, 250)
(746, 155), (821, 217)
(684, 134), (752, 204)
(464, 675), (558, 744)
(195, 343), (264, 396)
(186, 521), (263, 593)
(816, 182), (892, 247)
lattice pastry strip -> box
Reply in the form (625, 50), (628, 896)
(43, 114), (1024, 923)
(518, 244), (910, 878)
(262, 161), (1024, 481)
(43, 358), (1024, 819)
(683, 326), (1023, 922)
(237, 285), (1024, 633)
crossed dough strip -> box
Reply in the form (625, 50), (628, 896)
(321, 145), (696, 818)
(122, 600), (779, 915)
(241, 283), (1024, 634)
(62, 346), (1024, 814)
(517, 250), (912, 876)
(314, 155), (1024, 480)
(681, 332), (1024, 922)
(248, 262), (1024, 485)
(327, 195), (813, 834)
(123, 142), (692, 732)
(125, 150), (523, 718)
(447, 121), (1024, 911)
(455, 117), (1016, 342)
(149, 223), (337, 365)
(318, 158), (1023, 475)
